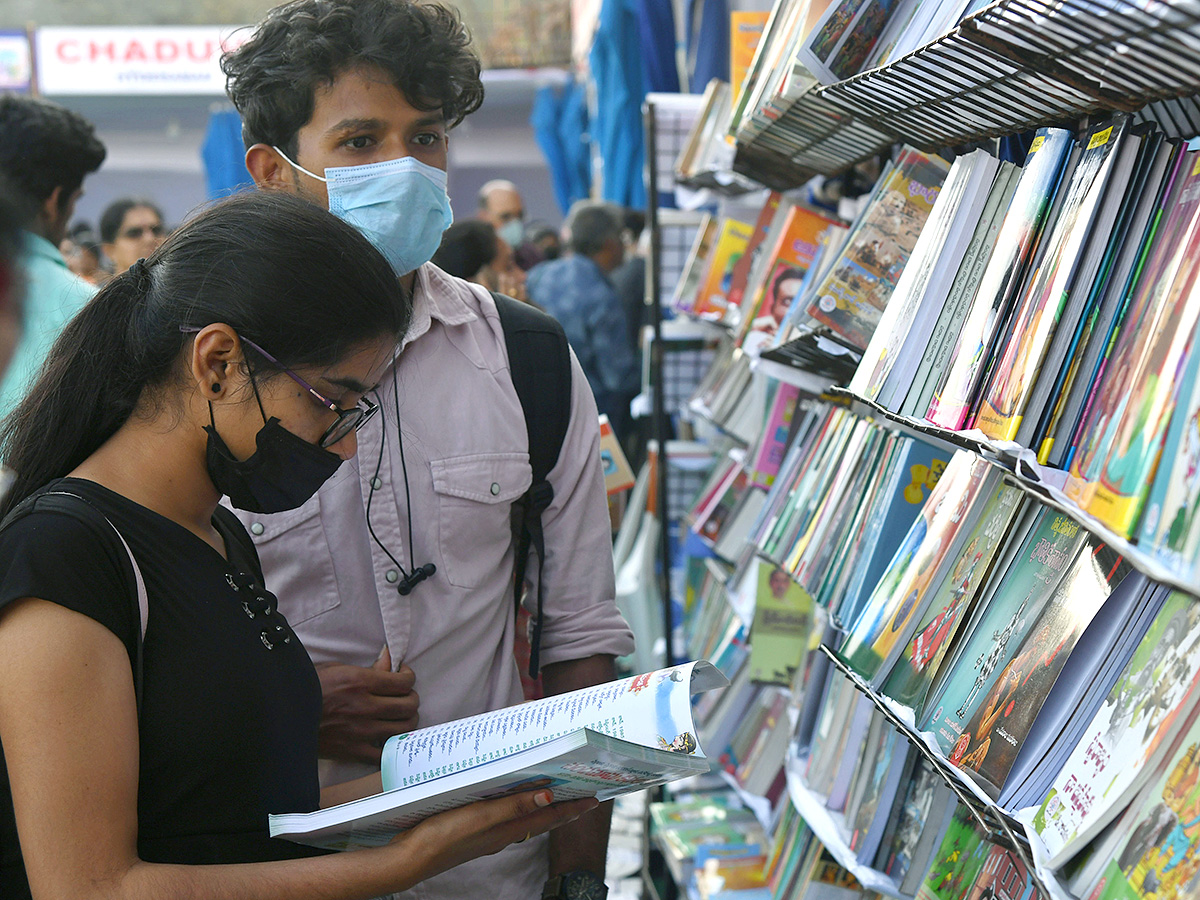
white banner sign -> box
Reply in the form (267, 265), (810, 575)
(0, 31), (31, 92)
(35, 26), (251, 95)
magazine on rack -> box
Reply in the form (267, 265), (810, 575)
(269, 661), (728, 850)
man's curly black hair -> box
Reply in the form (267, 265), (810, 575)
(0, 96), (105, 213)
(222, 0), (485, 156)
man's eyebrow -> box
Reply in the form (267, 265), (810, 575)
(324, 117), (387, 138)
(413, 112), (447, 128)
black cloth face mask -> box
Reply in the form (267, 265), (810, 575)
(205, 414), (344, 514)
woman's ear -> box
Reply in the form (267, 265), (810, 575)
(188, 324), (241, 399)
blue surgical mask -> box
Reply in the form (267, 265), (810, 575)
(497, 218), (524, 249)
(274, 148), (454, 275)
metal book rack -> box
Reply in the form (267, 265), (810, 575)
(734, 0), (1200, 189)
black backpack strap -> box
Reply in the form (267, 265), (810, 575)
(0, 490), (147, 710)
(491, 292), (572, 677)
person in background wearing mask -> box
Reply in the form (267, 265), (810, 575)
(0, 191), (592, 900)
(100, 198), (167, 277)
(0, 96), (105, 418)
(478, 179), (547, 270)
(222, 4), (633, 900)
(527, 201), (640, 446)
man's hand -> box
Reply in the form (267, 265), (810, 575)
(316, 648), (419, 764)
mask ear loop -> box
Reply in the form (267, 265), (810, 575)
(273, 146), (328, 183)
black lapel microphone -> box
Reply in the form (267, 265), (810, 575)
(397, 563), (436, 595)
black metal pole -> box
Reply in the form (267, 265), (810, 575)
(643, 99), (674, 668)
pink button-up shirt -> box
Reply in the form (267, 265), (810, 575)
(234, 264), (634, 900)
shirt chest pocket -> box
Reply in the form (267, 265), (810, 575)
(242, 492), (340, 626)
(429, 453), (532, 589)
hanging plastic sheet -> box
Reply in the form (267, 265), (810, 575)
(590, 0), (647, 208)
(201, 108), (253, 200)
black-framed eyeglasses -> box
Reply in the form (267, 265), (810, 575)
(181, 327), (379, 449)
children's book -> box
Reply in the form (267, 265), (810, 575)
(727, 192), (785, 326)
(599, 415), (636, 494)
(920, 509), (1087, 756)
(270, 662), (726, 849)
(749, 382), (803, 488)
(928, 127), (1074, 430)
(965, 844), (1038, 900)
(1028, 591), (1200, 868)
(807, 147), (951, 350)
(881, 482), (1025, 711)
(795, 0), (903, 83)
(839, 452), (996, 684)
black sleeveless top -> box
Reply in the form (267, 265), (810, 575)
(0, 478), (327, 898)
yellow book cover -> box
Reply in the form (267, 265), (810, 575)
(730, 11), (769, 107)
(692, 217), (755, 319)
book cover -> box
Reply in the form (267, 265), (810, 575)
(672, 214), (718, 314)
(737, 204), (843, 355)
(835, 436), (950, 629)
(807, 147), (951, 350)
(839, 452), (995, 683)
(928, 127), (1074, 430)
(884, 758), (941, 883)
(1029, 591), (1200, 867)
(952, 540), (1130, 799)
(731, 12), (770, 106)
(796, 0), (903, 83)
(599, 414), (636, 494)
(1088, 711), (1200, 900)
(272, 662), (727, 849)
(965, 844), (1037, 900)
(881, 482), (1025, 711)
(920, 509), (1087, 757)
(747, 564), (816, 685)
(1065, 148), (1200, 511)
(976, 119), (1129, 441)
(915, 805), (990, 900)
(693, 216), (758, 320)
(727, 192), (785, 323)
(749, 382), (803, 488)
(1086, 197), (1200, 535)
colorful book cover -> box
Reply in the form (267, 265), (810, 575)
(693, 217), (757, 320)
(599, 414), (636, 494)
(1086, 206), (1200, 536)
(750, 383), (802, 488)
(976, 120), (1128, 441)
(921, 509), (1087, 757)
(1065, 149), (1200, 511)
(730, 12), (770, 106)
(928, 127), (1075, 430)
(797, 0), (902, 83)
(1143, 344), (1200, 572)
(1089, 711), (1200, 900)
(738, 205), (843, 354)
(1030, 592), (1200, 865)
(807, 147), (951, 350)
(915, 805), (990, 900)
(747, 565), (816, 685)
(835, 437), (950, 629)
(839, 452), (994, 683)
(965, 844), (1037, 900)
(727, 192), (784, 319)
(952, 540), (1130, 799)
(882, 482), (1025, 711)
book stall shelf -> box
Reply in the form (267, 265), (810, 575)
(733, 0), (1200, 192)
(827, 386), (1200, 600)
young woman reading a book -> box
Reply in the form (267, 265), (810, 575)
(0, 192), (594, 900)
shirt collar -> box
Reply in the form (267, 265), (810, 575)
(22, 231), (69, 269)
(401, 262), (480, 349)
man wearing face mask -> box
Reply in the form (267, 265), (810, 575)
(222, 4), (634, 900)
(479, 179), (546, 271)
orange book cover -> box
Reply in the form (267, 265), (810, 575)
(730, 11), (769, 106)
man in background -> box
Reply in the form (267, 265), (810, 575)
(528, 200), (640, 444)
(0, 96), (105, 416)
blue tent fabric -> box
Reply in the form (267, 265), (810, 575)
(688, 0), (729, 92)
(590, 0), (647, 208)
(558, 81), (592, 206)
(531, 86), (575, 214)
(201, 109), (254, 199)
(637, 0), (680, 93)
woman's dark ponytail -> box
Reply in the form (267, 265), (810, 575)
(0, 191), (408, 517)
